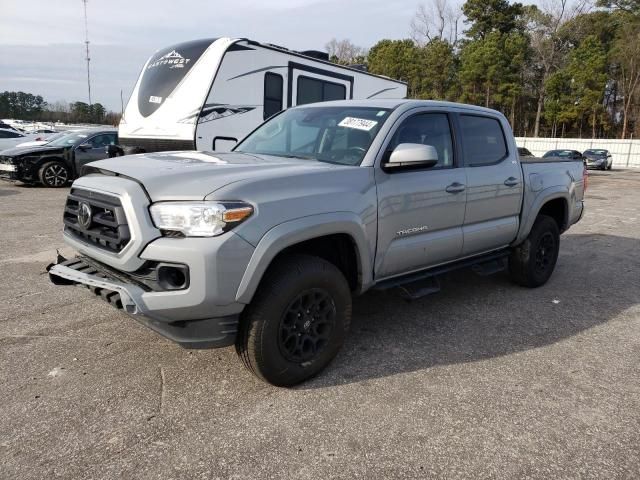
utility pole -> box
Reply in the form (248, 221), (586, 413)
(82, 0), (92, 105)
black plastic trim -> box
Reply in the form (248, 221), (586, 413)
(213, 136), (238, 150)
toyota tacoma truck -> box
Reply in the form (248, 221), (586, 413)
(48, 100), (585, 386)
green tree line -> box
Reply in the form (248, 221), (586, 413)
(328, 0), (640, 138)
(0, 91), (121, 125)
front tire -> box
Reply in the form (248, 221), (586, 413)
(236, 254), (352, 387)
(509, 215), (560, 288)
(38, 161), (70, 188)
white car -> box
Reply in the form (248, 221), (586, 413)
(0, 128), (37, 151)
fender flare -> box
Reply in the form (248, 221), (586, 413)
(515, 187), (569, 245)
(235, 212), (373, 304)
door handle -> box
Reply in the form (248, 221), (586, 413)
(445, 182), (466, 194)
(504, 177), (519, 187)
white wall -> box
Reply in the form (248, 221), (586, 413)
(515, 137), (640, 168)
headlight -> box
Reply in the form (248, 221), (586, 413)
(149, 201), (253, 237)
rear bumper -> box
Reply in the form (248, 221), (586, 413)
(48, 257), (240, 348)
(586, 162), (606, 169)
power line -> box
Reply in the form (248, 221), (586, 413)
(82, 0), (92, 105)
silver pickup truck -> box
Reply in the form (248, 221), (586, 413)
(49, 100), (585, 386)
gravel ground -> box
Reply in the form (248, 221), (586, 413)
(0, 170), (639, 479)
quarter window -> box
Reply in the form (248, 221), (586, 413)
(459, 115), (508, 166)
(296, 76), (346, 105)
(263, 72), (283, 120)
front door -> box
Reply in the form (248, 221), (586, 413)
(375, 112), (466, 278)
(74, 133), (117, 170)
(457, 114), (522, 256)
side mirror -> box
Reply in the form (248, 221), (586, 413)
(77, 143), (92, 150)
(385, 143), (438, 169)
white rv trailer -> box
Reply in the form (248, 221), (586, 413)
(118, 37), (408, 153)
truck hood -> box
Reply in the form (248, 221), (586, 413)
(86, 151), (341, 201)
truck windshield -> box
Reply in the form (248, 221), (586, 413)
(235, 106), (391, 166)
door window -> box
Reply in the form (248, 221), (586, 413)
(459, 115), (508, 166)
(387, 113), (454, 169)
(296, 76), (346, 105)
(264, 72), (283, 120)
(88, 134), (116, 148)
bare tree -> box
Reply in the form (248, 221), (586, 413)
(325, 39), (368, 65)
(411, 0), (462, 45)
(529, 0), (592, 137)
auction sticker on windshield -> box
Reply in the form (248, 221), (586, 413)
(339, 117), (378, 131)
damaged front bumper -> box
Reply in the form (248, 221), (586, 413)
(48, 256), (240, 349)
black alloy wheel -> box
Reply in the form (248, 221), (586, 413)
(278, 288), (336, 363)
(39, 161), (70, 187)
(533, 231), (556, 276)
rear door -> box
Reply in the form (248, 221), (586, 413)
(375, 111), (466, 278)
(457, 113), (522, 256)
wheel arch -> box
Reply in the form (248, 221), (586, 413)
(515, 189), (569, 245)
(38, 157), (72, 184)
(235, 213), (373, 304)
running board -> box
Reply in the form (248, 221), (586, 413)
(374, 249), (510, 300)
(472, 257), (507, 276)
(397, 277), (441, 300)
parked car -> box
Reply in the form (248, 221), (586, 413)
(542, 149), (586, 164)
(48, 100), (585, 386)
(0, 128), (36, 151)
(583, 148), (613, 170)
(518, 147), (534, 158)
(0, 129), (117, 187)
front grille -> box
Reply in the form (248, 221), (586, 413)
(63, 188), (131, 253)
(119, 137), (195, 152)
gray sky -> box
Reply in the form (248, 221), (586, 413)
(0, 0), (542, 111)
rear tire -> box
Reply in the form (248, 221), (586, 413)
(509, 215), (560, 288)
(38, 161), (70, 188)
(236, 254), (351, 387)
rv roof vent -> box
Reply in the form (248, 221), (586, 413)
(300, 50), (329, 61)
(349, 64), (368, 72)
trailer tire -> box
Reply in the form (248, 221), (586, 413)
(509, 214), (560, 288)
(235, 254), (351, 387)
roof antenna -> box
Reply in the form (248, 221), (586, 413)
(82, 0), (92, 105)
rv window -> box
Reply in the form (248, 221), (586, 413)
(296, 76), (346, 105)
(264, 72), (283, 120)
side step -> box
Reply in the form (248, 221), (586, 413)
(374, 249), (510, 300)
(472, 257), (507, 276)
(397, 277), (441, 300)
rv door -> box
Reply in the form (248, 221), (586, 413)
(288, 63), (352, 108)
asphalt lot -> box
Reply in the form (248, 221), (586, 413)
(1, 170), (639, 479)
